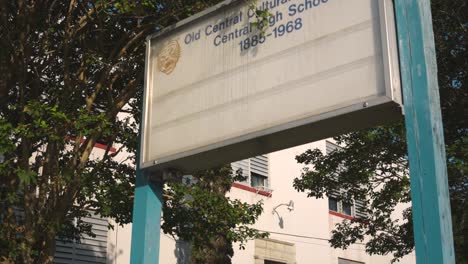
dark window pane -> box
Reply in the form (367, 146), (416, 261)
(251, 173), (267, 187)
(328, 197), (338, 212)
(265, 260), (286, 264)
(342, 203), (352, 216)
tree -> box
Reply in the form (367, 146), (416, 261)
(162, 165), (268, 264)
(293, 0), (467, 262)
(0, 1), (269, 263)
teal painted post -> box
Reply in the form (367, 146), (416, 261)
(394, 0), (455, 263)
(130, 166), (163, 263)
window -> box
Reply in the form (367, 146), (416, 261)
(232, 155), (269, 189)
(326, 141), (366, 218)
(328, 191), (366, 218)
(328, 191), (354, 217)
(54, 212), (108, 264)
(1, 207), (108, 264)
(255, 239), (295, 264)
(265, 260), (286, 264)
(338, 258), (364, 264)
(175, 240), (191, 264)
(328, 196), (339, 212)
(342, 202), (352, 216)
(251, 172), (267, 188)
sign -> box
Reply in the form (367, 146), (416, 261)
(141, 0), (402, 172)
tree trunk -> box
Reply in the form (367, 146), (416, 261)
(16, 224), (57, 264)
(191, 235), (233, 264)
(35, 231), (57, 264)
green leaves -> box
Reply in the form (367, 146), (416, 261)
(17, 169), (37, 185)
(248, 0), (273, 35)
(162, 165), (267, 263)
(0, 119), (15, 156)
(114, 1), (137, 14)
(0, 0), (229, 262)
(75, 110), (110, 136)
(294, 122), (415, 261)
(14, 101), (70, 141)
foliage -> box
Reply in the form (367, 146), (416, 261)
(162, 165), (268, 264)
(293, 0), (467, 262)
(294, 124), (414, 262)
(0, 0), (261, 263)
(247, 0), (272, 35)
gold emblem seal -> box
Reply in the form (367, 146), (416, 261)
(157, 39), (181, 75)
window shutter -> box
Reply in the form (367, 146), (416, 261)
(231, 159), (249, 177)
(250, 155), (268, 177)
(232, 155), (269, 187)
(354, 199), (367, 219)
(231, 159), (250, 185)
(325, 141), (368, 218)
(326, 141), (340, 154)
(54, 213), (108, 264)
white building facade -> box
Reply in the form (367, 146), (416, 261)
(106, 140), (415, 264)
(53, 139), (415, 264)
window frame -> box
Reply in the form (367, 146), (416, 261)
(338, 257), (365, 264)
(250, 172), (268, 188)
(231, 155), (269, 189)
(326, 141), (367, 219)
(328, 193), (356, 218)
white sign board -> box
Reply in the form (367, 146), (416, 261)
(141, 0), (402, 172)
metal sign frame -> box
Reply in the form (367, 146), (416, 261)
(140, 0), (403, 174)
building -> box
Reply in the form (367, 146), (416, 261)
(53, 139), (415, 264)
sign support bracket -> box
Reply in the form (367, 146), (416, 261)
(394, 0), (455, 263)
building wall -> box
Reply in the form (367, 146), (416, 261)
(106, 140), (416, 264)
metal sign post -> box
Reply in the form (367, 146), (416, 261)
(394, 0), (455, 263)
(130, 169), (163, 264)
